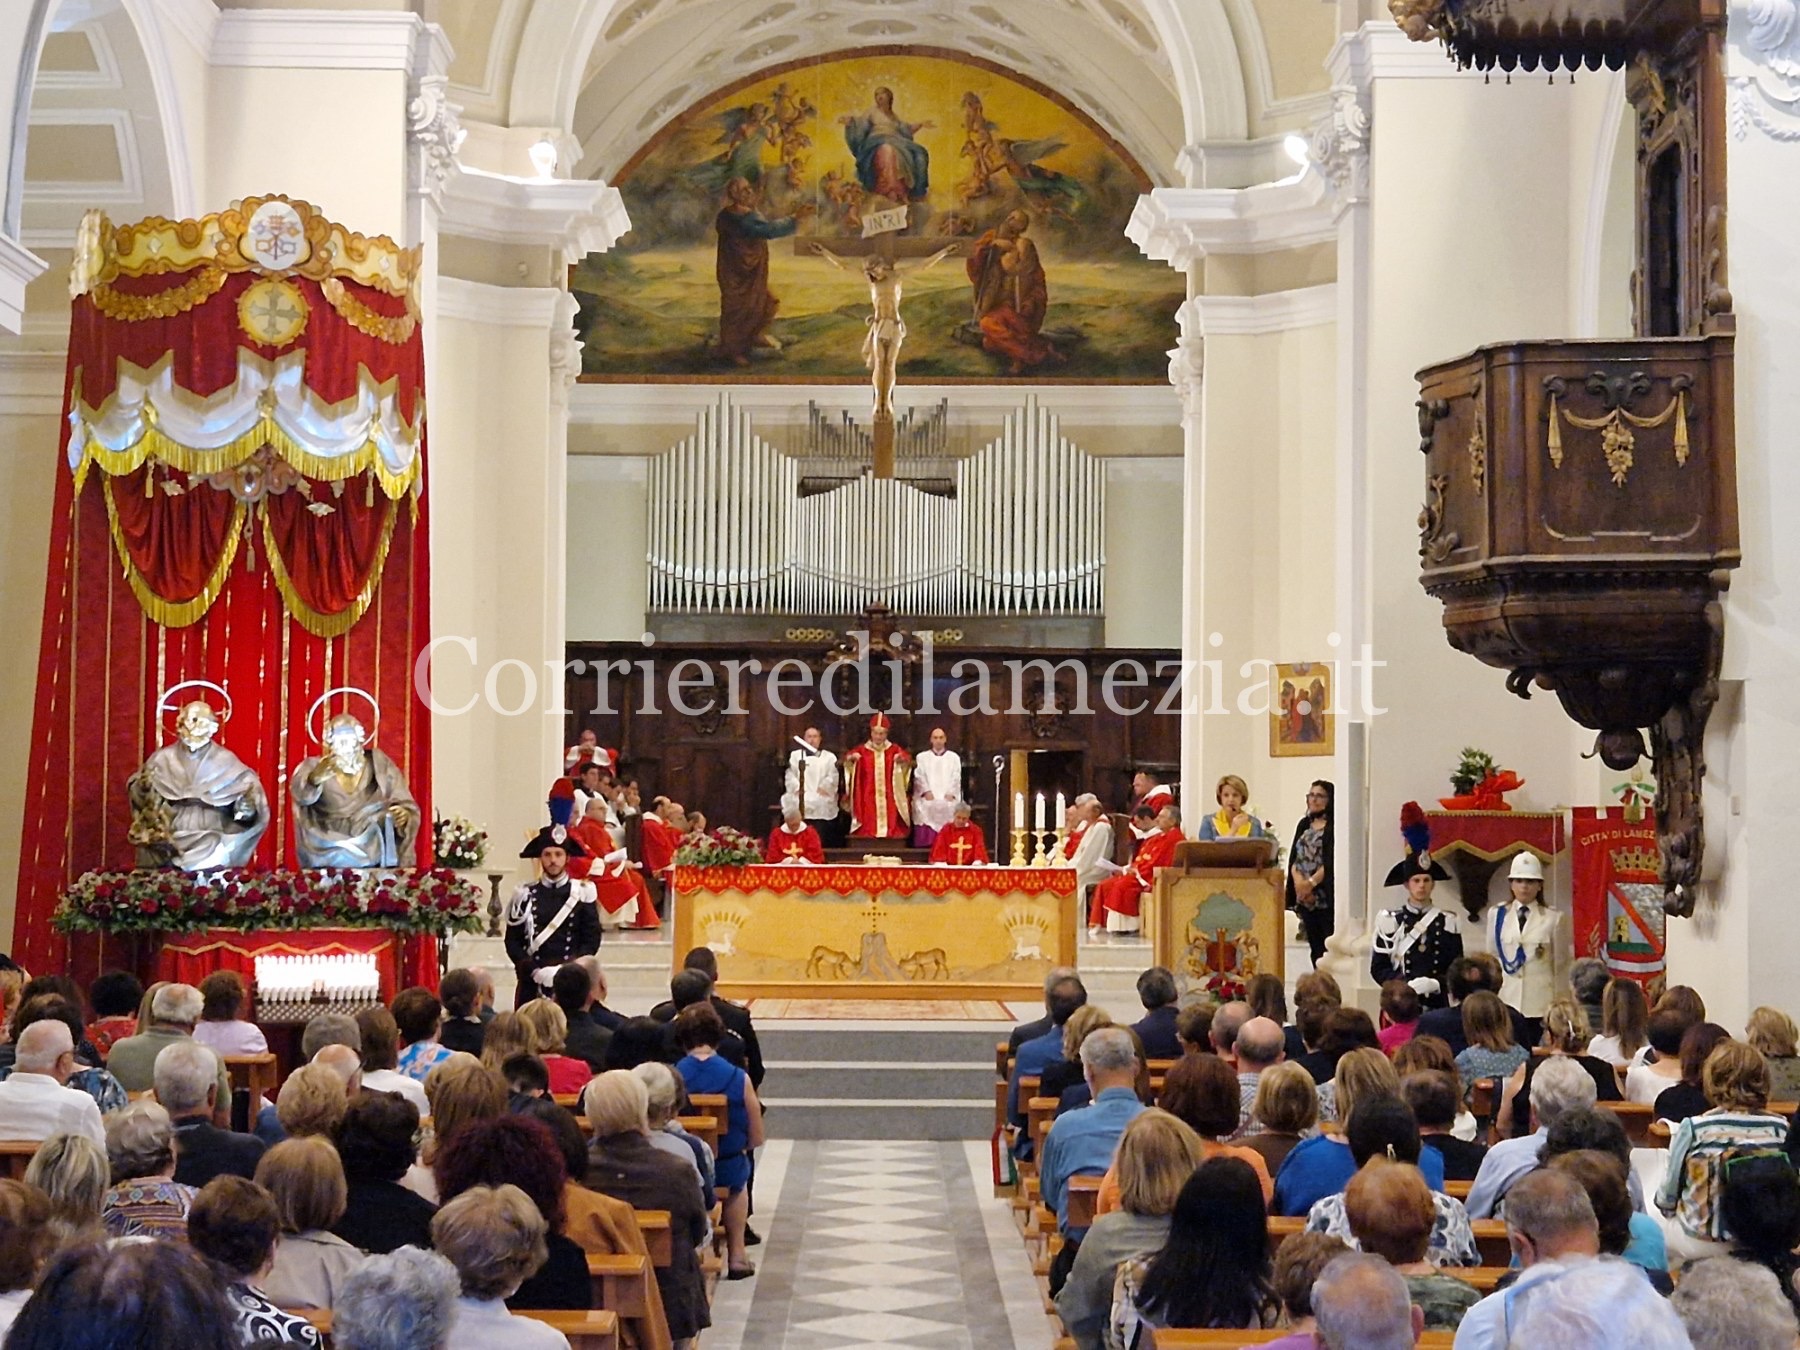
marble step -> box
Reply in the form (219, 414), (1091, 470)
(763, 1100), (996, 1140)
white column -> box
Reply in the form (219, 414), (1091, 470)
(1168, 304), (1207, 808)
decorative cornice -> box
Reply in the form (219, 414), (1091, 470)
(0, 233), (50, 335)
(436, 278), (566, 330)
(1186, 284), (1338, 336)
(209, 11), (451, 72)
(1127, 173), (1336, 272)
(1309, 86), (1373, 215)
(1327, 20), (1483, 87)
(1729, 0), (1800, 140)
(407, 75), (466, 209)
(439, 168), (631, 263)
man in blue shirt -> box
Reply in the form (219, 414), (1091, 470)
(1454, 1168), (1602, 1349)
(1466, 1056), (1595, 1217)
(1039, 1025), (1146, 1240)
(1007, 973), (1087, 1146)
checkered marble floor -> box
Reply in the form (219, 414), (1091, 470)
(705, 1139), (1046, 1349)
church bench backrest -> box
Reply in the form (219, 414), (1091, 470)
(0, 1141), (39, 1180)
(223, 1053), (280, 1107)
(997, 1042), (1011, 1078)
(293, 1307), (619, 1350)
(1066, 1174), (1102, 1230)
(1267, 1215), (1509, 1266)
(636, 1209), (674, 1267)
(588, 1252), (651, 1317)
(1150, 1332), (1456, 1348)
(687, 1092), (729, 1139)
(1028, 1096), (1058, 1150)
(676, 1115), (719, 1157)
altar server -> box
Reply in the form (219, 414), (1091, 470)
(1370, 803), (1463, 1005)
(1089, 804), (1184, 934)
(929, 800), (989, 865)
(842, 713), (911, 840)
(909, 726), (962, 848)
(765, 795), (826, 864)
(505, 825), (602, 1007)
(785, 726), (844, 846)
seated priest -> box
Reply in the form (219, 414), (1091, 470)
(1088, 805), (1185, 934)
(765, 795), (825, 864)
(1067, 795), (1118, 905)
(929, 800), (988, 865)
(568, 804), (658, 931)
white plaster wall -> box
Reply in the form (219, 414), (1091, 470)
(1104, 458), (1184, 649)
(567, 454), (648, 643)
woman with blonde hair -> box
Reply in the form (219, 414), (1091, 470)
(255, 1136), (364, 1308)
(1656, 1040), (1791, 1260)
(1056, 1109), (1204, 1349)
(1041, 1005), (1112, 1104)
(514, 999), (593, 1096)
(477, 1011), (534, 1076)
(433, 1185), (569, 1348)
(1199, 774), (1264, 840)
(1496, 999), (1621, 1139)
(1241, 1061), (1318, 1176)
(277, 1062), (352, 1139)
(1588, 977), (1651, 1068)
(1453, 991), (1527, 1097)
(1745, 1007), (1800, 1102)
(23, 1131), (107, 1242)
(1274, 1047), (1446, 1215)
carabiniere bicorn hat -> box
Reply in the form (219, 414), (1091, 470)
(520, 823), (588, 858)
(1383, 801), (1450, 887)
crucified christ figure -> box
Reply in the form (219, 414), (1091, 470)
(809, 241), (956, 419)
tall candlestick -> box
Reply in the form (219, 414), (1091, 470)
(1034, 792), (1045, 830)
(1013, 792), (1025, 829)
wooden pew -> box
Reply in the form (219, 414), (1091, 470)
(675, 1114), (719, 1158)
(687, 1092), (729, 1139)
(0, 1141), (39, 1180)
(223, 1053), (280, 1108)
(296, 1309), (620, 1350)
(997, 1041), (1012, 1078)
(1267, 1216), (1510, 1266)
(1066, 1174), (1103, 1231)
(1028, 1096), (1059, 1152)
(1598, 1101), (1656, 1147)
(635, 1209), (673, 1268)
(1152, 1331), (1456, 1348)
(588, 1253), (651, 1317)
(1445, 1180), (1473, 1201)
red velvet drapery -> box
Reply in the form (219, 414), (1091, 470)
(13, 202), (435, 982)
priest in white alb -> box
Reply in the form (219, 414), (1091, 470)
(1065, 794), (1117, 912)
(910, 726), (962, 848)
(785, 725), (845, 847)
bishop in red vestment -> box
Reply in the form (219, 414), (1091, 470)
(842, 713), (911, 839)
(929, 804), (989, 865)
(765, 797), (825, 864)
(1089, 806), (1185, 932)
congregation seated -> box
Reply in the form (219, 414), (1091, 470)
(331, 1089), (436, 1255)
(1098, 1053), (1270, 1209)
(1376, 979), (1424, 1056)
(0, 997), (125, 1117)
(254, 1136), (364, 1309)
(254, 1013), (364, 1144)
(1652, 1020), (1732, 1126)
(331, 1247), (460, 1350)
(1453, 992), (1528, 1099)
(1008, 965), (1078, 1054)
(1311, 1251), (1424, 1349)
(1392, 1036), (1480, 1143)
(1719, 1146), (1800, 1319)
(435, 1114), (591, 1311)
(583, 1070), (711, 1346)
(1129, 966), (1182, 1061)
(5, 978), (103, 1071)
(1414, 957), (1529, 1057)
(22, 1133), (106, 1243)
(192, 971), (269, 1059)
(277, 1062), (354, 1142)
(159, 1038), (264, 1187)
(1110, 1157), (1277, 1345)
(0, 1179), (54, 1339)
(1401, 1069), (1486, 1182)
(431, 1184), (575, 1349)
(602, 1017), (677, 1073)
(1454, 1167), (1602, 1349)
(1055, 1109), (1201, 1349)
(436, 968), (487, 1059)
(1587, 976), (1651, 1068)
(1656, 1039), (1790, 1259)
(83, 969), (142, 1062)
(1242, 973), (1297, 1060)
(504, 1052), (554, 1107)
(1009, 973), (1087, 1135)
(1673, 1256), (1800, 1350)
(1230, 1015), (1286, 1138)
(1296, 1006), (1379, 1095)
(1276, 1049), (1444, 1216)
(1258, 1232), (1350, 1349)
(0, 1021), (103, 1147)
(517, 999), (595, 1097)
(1041, 1006), (1110, 1107)
(1040, 1027), (1145, 1291)
(1547, 1146), (1669, 1291)
(1625, 1007), (1700, 1105)
(1175, 1002), (1214, 1056)
(354, 1007), (430, 1115)
(1341, 1160), (1480, 1327)
(1495, 999), (1620, 1140)
(1301, 1098), (1477, 1267)
(1746, 1006), (1800, 1104)
(1239, 1062), (1317, 1176)
(1208, 1000), (1251, 1068)
(671, 1002), (761, 1278)
(393, 988), (455, 1083)
(478, 1011), (534, 1076)
(650, 970), (748, 1070)
(553, 963), (612, 1073)
(1465, 1054), (1596, 1217)
(186, 1174), (324, 1348)
(102, 1101), (196, 1239)
(106, 983), (233, 1109)
(5, 1239), (245, 1350)
(634, 1061), (714, 1208)
(417, 1060), (509, 1203)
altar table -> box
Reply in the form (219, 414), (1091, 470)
(672, 864), (1076, 999)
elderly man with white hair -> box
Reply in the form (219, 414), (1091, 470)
(763, 794), (824, 864)
(1465, 1054), (1596, 1218)
(332, 1246), (461, 1350)
(1065, 794), (1116, 910)
(1314, 1251), (1424, 1350)
(105, 982), (232, 1111)
(1039, 1026), (1146, 1247)
(1672, 1256), (1797, 1350)
(1452, 1167), (1602, 1350)
(0, 1020), (104, 1146)
(1501, 1254), (1694, 1349)
(157, 1038), (265, 1188)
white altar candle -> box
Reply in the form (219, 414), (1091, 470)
(1055, 791), (1066, 823)
(1034, 793), (1045, 830)
(1013, 792), (1024, 829)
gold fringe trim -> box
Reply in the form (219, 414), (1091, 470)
(321, 277), (417, 345)
(71, 416), (420, 502)
(261, 500), (398, 639)
(100, 475), (246, 628)
(90, 265), (227, 321)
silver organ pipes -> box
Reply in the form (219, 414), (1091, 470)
(646, 394), (1105, 617)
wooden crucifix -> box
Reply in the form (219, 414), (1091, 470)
(801, 212), (961, 478)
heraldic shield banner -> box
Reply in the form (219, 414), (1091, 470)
(1570, 807), (1665, 999)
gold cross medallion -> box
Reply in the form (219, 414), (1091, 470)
(238, 278), (310, 347)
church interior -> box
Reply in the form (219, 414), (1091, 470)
(0, 0), (1799, 1345)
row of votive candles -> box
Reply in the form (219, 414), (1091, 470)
(254, 954), (382, 1002)
(1011, 790), (1067, 831)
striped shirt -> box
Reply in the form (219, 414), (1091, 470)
(1655, 1107), (1790, 1240)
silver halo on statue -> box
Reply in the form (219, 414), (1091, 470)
(156, 679), (236, 731)
(291, 685), (419, 869)
(305, 686), (380, 746)
(127, 679), (268, 871)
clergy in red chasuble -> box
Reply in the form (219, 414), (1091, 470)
(765, 795), (826, 864)
(1089, 805), (1185, 933)
(842, 713), (911, 839)
(928, 801), (988, 865)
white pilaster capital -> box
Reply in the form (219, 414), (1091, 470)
(1729, 0), (1800, 140)
(1309, 85), (1373, 216)
(0, 233), (49, 335)
(1128, 173), (1336, 273)
(549, 290), (584, 409)
(408, 74), (467, 211)
(1168, 298), (1206, 421)
(439, 169), (631, 264)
